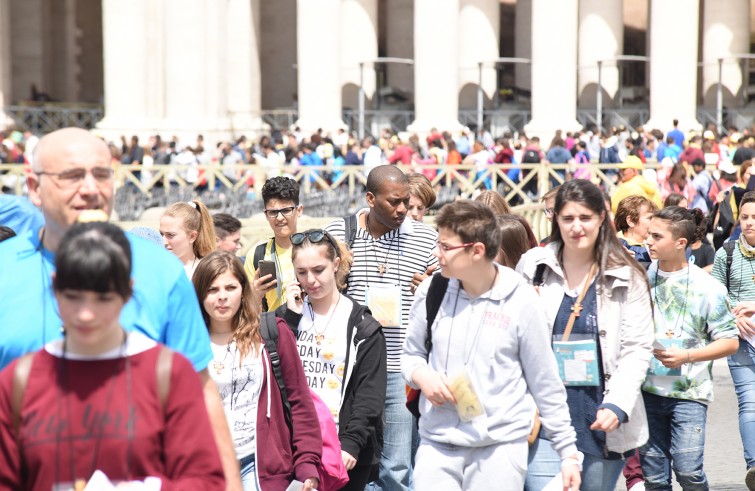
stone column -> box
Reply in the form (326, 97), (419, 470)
(341, 0), (377, 109)
(644, 0), (701, 132)
(9, 0), (46, 103)
(577, 0), (623, 109)
(97, 0), (154, 136)
(701, 0), (749, 108)
(295, 0), (345, 133)
(458, 0), (499, 109)
(226, 0), (266, 137)
(514, 0), (532, 92)
(384, 0), (413, 98)
(524, 0), (581, 141)
(408, 0), (462, 134)
(0, 0), (12, 127)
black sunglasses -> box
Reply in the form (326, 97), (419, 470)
(291, 230), (339, 253)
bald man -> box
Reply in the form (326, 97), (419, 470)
(325, 164), (438, 491)
(0, 128), (241, 490)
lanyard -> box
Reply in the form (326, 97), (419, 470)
(269, 239), (283, 301)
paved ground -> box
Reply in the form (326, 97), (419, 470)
(615, 359), (746, 491)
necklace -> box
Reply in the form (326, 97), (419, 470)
(58, 329), (131, 487)
(653, 264), (690, 338)
(366, 213), (398, 276)
(307, 294), (342, 345)
(211, 339), (234, 375)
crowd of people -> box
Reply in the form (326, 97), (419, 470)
(2, 120), (755, 491)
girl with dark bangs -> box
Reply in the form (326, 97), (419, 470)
(0, 221), (224, 490)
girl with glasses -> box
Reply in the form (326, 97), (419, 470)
(285, 229), (387, 491)
(517, 179), (654, 491)
(0, 222), (224, 490)
(192, 250), (322, 491)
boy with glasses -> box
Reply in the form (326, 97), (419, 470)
(244, 176), (303, 311)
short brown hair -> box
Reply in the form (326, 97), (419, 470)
(614, 195), (658, 233)
(407, 173), (436, 208)
(436, 200), (501, 260)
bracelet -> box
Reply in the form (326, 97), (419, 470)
(561, 451), (585, 471)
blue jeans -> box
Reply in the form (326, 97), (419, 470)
(639, 392), (708, 491)
(240, 454), (260, 491)
(375, 372), (414, 491)
(525, 437), (625, 491)
(728, 338), (755, 469)
(581, 453), (625, 491)
(525, 436), (560, 490)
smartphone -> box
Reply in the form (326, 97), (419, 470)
(284, 481), (304, 491)
(258, 260), (277, 281)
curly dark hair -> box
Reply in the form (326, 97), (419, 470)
(262, 176), (300, 206)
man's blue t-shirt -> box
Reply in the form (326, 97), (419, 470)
(0, 229), (212, 371)
(0, 195), (45, 238)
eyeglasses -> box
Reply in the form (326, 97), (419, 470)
(543, 208), (555, 219)
(263, 206), (297, 219)
(37, 167), (114, 187)
(291, 230), (339, 252)
(435, 240), (474, 253)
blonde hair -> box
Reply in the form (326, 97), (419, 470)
(475, 190), (510, 215)
(163, 199), (217, 258)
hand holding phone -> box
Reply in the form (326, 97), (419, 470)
(258, 260), (277, 282)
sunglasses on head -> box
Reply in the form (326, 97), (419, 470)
(291, 230), (338, 252)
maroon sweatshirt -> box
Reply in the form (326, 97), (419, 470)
(0, 344), (225, 491)
(256, 318), (322, 491)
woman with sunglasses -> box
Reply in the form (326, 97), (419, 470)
(516, 179), (654, 491)
(193, 250), (321, 491)
(284, 229), (387, 491)
(0, 222), (224, 490)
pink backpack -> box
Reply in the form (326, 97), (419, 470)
(309, 388), (350, 491)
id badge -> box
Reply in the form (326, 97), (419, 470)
(552, 334), (600, 386)
(449, 369), (484, 422)
(649, 338), (683, 377)
(365, 284), (401, 327)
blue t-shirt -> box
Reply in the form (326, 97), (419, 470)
(0, 229), (212, 371)
(0, 195), (45, 238)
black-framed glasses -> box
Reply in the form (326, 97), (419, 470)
(435, 240), (474, 254)
(291, 230), (339, 251)
(37, 167), (114, 187)
(263, 206), (297, 219)
(543, 208), (555, 219)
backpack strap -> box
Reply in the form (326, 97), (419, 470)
(254, 240), (271, 311)
(259, 312), (292, 425)
(424, 274), (450, 355)
(724, 240), (737, 293)
(343, 214), (358, 249)
(11, 353), (35, 441)
(156, 346), (173, 410)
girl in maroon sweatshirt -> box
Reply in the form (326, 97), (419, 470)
(0, 221), (225, 490)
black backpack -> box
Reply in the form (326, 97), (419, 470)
(522, 149), (541, 164)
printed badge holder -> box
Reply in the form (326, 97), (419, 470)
(553, 264), (600, 387)
(365, 283), (401, 327)
(449, 369), (485, 422)
(649, 338), (684, 377)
